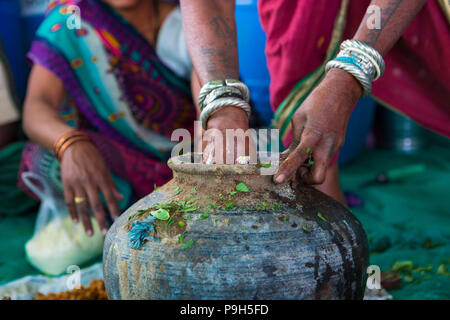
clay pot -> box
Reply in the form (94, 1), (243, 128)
(103, 154), (368, 299)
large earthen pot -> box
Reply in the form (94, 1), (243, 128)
(103, 154), (368, 299)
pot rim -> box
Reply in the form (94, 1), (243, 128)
(167, 152), (280, 176)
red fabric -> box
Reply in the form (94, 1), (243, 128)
(258, 0), (450, 152)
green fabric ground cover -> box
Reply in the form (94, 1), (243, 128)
(340, 134), (450, 300)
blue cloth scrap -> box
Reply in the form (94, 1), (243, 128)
(128, 216), (159, 250)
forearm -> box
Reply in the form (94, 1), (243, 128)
(328, 0), (426, 101)
(23, 98), (73, 151)
(179, 0), (238, 85)
(354, 0), (426, 55)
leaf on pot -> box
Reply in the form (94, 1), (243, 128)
(317, 212), (327, 222)
(236, 182), (250, 192)
(181, 239), (194, 250)
(151, 208), (170, 221)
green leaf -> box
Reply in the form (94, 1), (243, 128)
(309, 160), (315, 165)
(229, 191), (237, 196)
(437, 264), (450, 276)
(305, 146), (312, 154)
(317, 212), (327, 222)
(151, 208), (170, 221)
(167, 218), (174, 226)
(392, 261), (413, 272)
(173, 187), (182, 196)
(178, 221), (186, 227)
(178, 233), (185, 244)
(200, 212), (210, 219)
(257, 163), (272, 168)
(181, 239), (194, 250)
(236, 182), (250, 192)
(273, 203), (281, 210)
(302, 225), (307, 231)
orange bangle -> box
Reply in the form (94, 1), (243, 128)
(53, 130), (88, 156)
(56, 135), (92, 162)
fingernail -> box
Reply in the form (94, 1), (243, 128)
(102, 228), (108, 236)
(275, 174), (285, 184)
(87, 229), (93, 237)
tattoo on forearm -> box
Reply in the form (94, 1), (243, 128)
(358, 0), (404, 46)
(198, 16), (238, 80)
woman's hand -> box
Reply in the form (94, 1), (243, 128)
(61, 141), (123, 236)
(274, 68), (363, 185)
(202, 106), (251, 164)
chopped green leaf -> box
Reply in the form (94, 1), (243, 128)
(178, 221), (186, 227)
(257, 163), (272, 168)
(392, 261), (413, 272)
(302, 225), (307, 231)
(173, 187), (182, 196)
(317, 212), (327, 222)
(229, 191), (237, 196)
(437, 264), (450, 276)
(178, 233), (185, 243)
(151, 208), (170, 221)
(236, 182), (250, 192)
(309, 160), (315, 165)
(167, 218), (175, 226)
(181, 239), (194, 250)
(273, 203), (281, 210)
(305, 146), (312, 154)
(200, 212), (210, 219)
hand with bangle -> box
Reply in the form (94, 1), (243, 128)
(198, 79), (253, 164)
(53, 129), (124, 236)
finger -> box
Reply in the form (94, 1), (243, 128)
(301, 144), (330, 185)
(274, 134), (320, 184)
(98, 180), (121, 220)
(63, 185), (78, 223)
(85, 185), (108, 236)
(112, 188), (124, 201)
(74, 187), (93, 236)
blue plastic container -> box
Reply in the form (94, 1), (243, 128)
(235, 0), (274, 127)
(0, 0), (26, 100)
(338, 97), (376, 164)
(21, 0), (47, 50)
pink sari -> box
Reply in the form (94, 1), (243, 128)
(258, 0), (450, 153)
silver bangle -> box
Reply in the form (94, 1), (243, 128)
(200, 97), (251, 130)
(340, 40), (385, 80)
(337, 49), (377, 81)
(203, 86), (244, 107)
(325, 60), (372, 96)
(198, 79), (250, 111)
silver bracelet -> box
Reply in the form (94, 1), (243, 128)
(200, 97), (251, 130)
(337, 48), (377, 81)
(198, 79), (250, 111)
(325, 60), (372, 96)
(203, 86), (244, 107)
(340, 40), (385, 80)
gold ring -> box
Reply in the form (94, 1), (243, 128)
(74, 196), (87, 204)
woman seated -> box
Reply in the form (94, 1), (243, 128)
(20, 0), (196, 236)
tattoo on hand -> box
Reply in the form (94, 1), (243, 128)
(199, 16), (238, 79)
(359, 0), (404, 46)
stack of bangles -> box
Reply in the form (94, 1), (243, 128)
(53, 130), (92, 162)
(325, 39), (385, 96)
(198, 79), (251, 130)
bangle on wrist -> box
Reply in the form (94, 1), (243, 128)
(325, 39), (385, 96)
(53, 130), (91, 161)
(198, 79), (251, 130)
